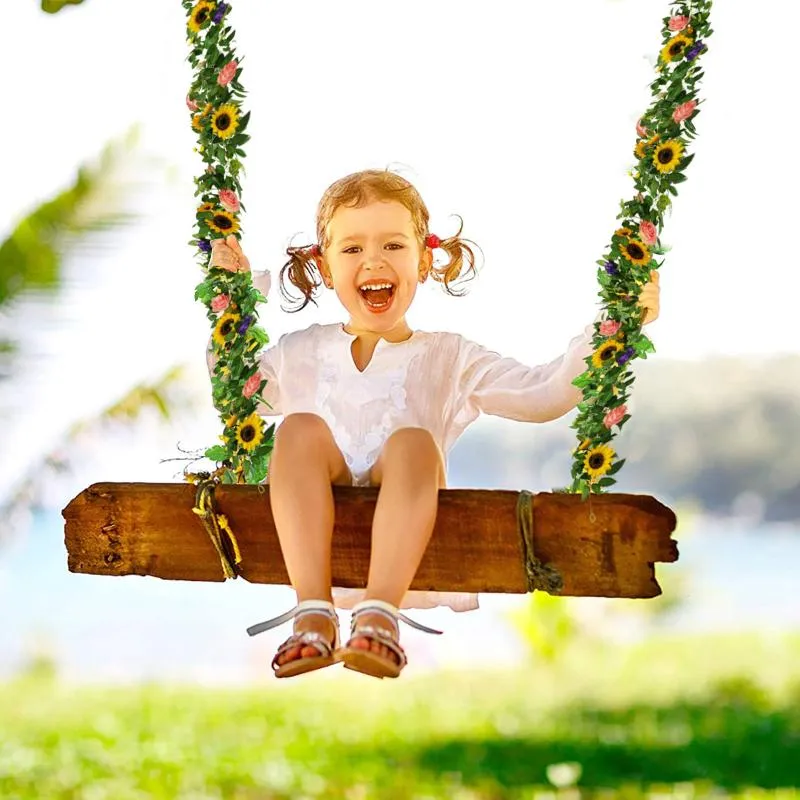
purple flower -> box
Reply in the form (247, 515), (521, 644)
(604, 260), (618, 275)
(198, 239), (212, 253)
(617, 347), (636, 365)
(212, 2), (228, 24)
(686, 40), (705, 61)
(237, 314), (254, 335)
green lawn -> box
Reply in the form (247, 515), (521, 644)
(1, 633), (799, 799)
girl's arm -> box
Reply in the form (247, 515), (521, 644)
(456, 325), (595, 424)
(205, 329), (282, 417)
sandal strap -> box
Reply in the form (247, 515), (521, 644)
(349, 599), (443, 635)
(247, 599), (338, 638)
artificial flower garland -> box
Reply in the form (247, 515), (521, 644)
(567, 0), (712, 497)
(185, 0), (273, 484)
(185, 0), (712, 494)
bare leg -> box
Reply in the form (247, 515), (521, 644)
(268, 413), (351, 664)
(349, 427), (445, 662)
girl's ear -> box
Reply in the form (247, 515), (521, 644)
(318, 256), (334, 289)
(418, 246), (433, 283)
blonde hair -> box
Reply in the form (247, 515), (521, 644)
(279, 169), (480, 311)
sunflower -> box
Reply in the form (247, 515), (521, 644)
(187, 1), (214, 34)
(660, 34), (693, 64)
(620, 239), (651, 266)
(653, 139), (684, 174)
(634, 140), (648, 160)
(197, 202), (215, 213)
(207, 210), (240, 235)
(591, 339), (624, 369)
(211, 104), (240, 139)
(191, 114), (204, 132)
(614, 227), (632, 238)
(573, 438), (592, 454)
(584, 444), (615, 481)
(213, 313), (240, 347)
(236, 412), (264, 452)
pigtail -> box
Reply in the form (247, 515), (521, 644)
(428, 216), (480, 296)
(279, 243), (324, 312)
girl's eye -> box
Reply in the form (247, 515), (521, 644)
(385, 243), (403, 250)
(342, 246), (361, 254)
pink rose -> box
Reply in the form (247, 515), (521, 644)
(186, 95), (199, 112)
(636, 118), (649, 138)
(599, 319), (621, 337)
(603, 405), (628, 429)
(668, 15), (690, 32)
(673, 100), (697, 124)
(219, 189), (240, 213)
(211, 293), (230, 313)
(639, 220), (658, 246)
(242, 373), (261, 399)
(217, 60), (238, 87)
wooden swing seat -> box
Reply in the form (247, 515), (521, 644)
(63, 483), (677, 598)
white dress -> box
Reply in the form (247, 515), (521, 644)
(247, 320), (595, 613)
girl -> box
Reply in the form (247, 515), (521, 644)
(207, 169), (660, 680)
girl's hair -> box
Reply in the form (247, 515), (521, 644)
(279, 169), (480, 312)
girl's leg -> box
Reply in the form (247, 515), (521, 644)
(268, 413), (351, 664)
(349, 427), (445, 661)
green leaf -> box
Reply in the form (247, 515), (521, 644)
(205, 445), (229, 462)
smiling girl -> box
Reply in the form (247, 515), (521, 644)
(207, 169), (660, 680)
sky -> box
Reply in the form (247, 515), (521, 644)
(2, 0), (798, 486)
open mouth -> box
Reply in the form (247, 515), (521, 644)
(358, 282), (396, 312)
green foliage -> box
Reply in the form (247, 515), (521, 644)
(40, 0), (86, 13)
(1, 634), (799, 798)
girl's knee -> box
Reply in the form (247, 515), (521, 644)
(274, 413), (334, 450)
(384, 427), (442, 465)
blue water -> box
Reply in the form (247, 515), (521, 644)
(1, 510), (798, 684)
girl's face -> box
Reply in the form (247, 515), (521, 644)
(321, 200), (432, 336)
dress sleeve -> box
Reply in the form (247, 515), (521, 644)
(456, 325), (595, 423)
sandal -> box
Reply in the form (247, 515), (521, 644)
(335, 599), (443, 679)
(246, 599), (340, 679)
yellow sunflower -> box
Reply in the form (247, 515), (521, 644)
(660, 34), (693, 64)
(615, 227), (632, 238)
(634, 140), (648, 160)
(573, 438), (592, 454)
(211, 104), (240, 139)
(620, 239), (651, 266)
(584, 444), (615, 481)
(191, 114), (204, 132)
(236, 412), (264, 452)
(653, 139), (684, 174)
(207, 210), (240, 235)
(213, 313), (240, 347)
(187, 1), (214, 34)
(591, 339), (624, 369)
(197, 202), (214, 213)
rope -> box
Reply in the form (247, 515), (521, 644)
(516, 490), (563, 594)
(191, 478), (242, 580)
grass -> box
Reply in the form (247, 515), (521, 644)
(1, 632), (799, 799)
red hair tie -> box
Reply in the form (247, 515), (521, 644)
(425, 234), (441, 250)
(309, 244), (321, 258)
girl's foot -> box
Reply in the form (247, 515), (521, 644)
(335, 600), (443, 680)
(275, 613), (338, 667)
(246, 600), (340, 679)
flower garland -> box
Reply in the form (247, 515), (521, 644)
(184, 0), (711, 492)
(184, 0), (273, 484)
(567, 0), (712, 498)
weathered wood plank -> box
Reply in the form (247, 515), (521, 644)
(63, 483), (678, 598)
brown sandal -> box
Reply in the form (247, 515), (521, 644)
(335, 599), (442, 679)
(246, 600), (340, 679)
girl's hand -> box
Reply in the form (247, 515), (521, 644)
(210, 235), (251, 273)
(639, 269), (660, 326)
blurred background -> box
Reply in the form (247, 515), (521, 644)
(1, 1), (798, 798)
